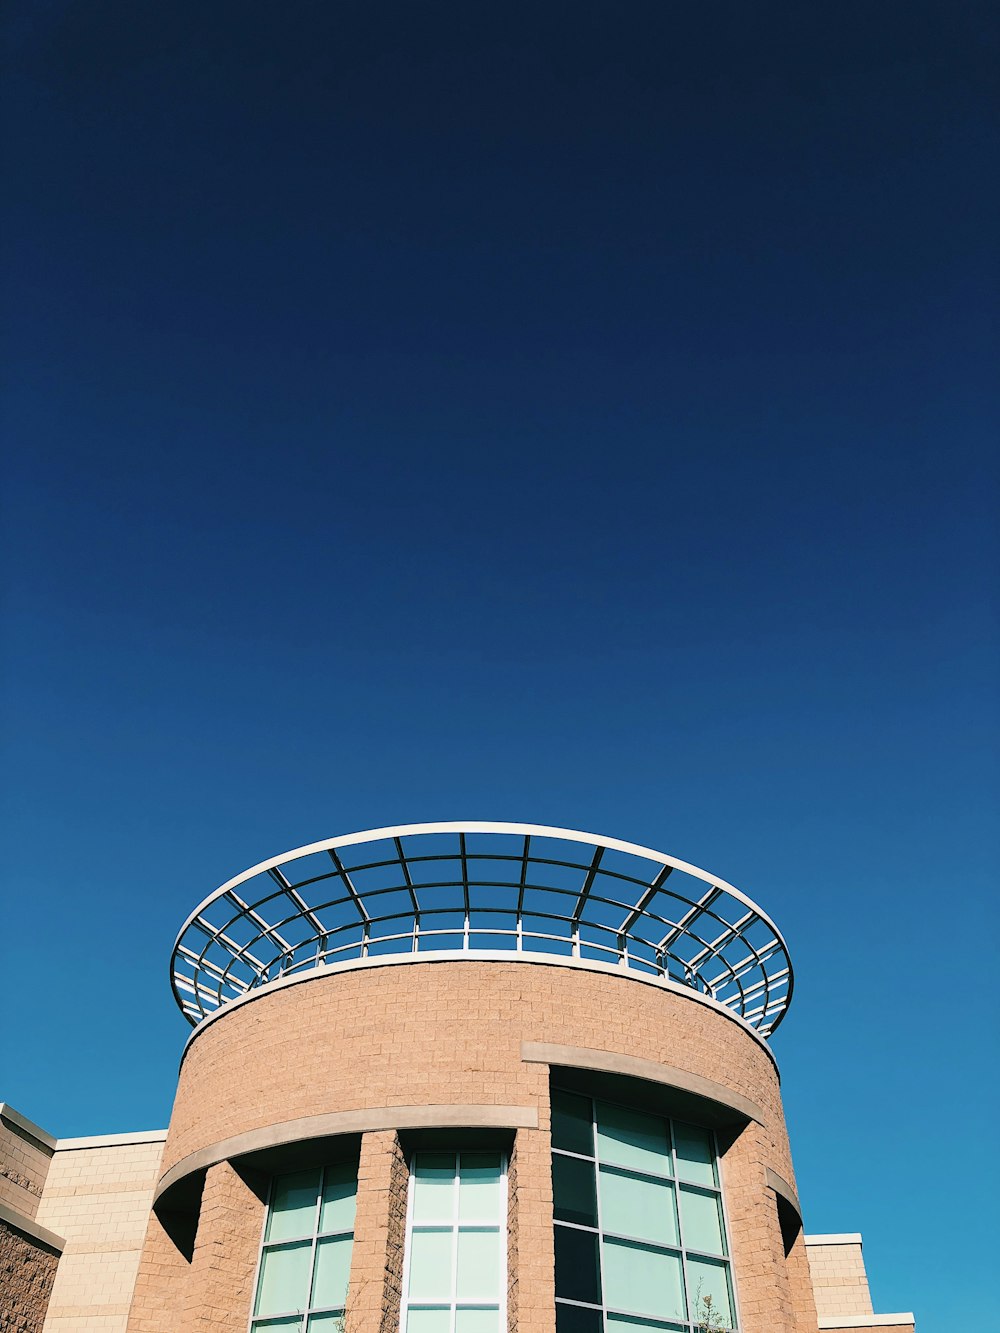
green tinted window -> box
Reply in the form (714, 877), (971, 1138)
(252, 1162), (357, 1331)
(551, 1093), (737, 1332)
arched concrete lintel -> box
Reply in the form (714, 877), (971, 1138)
(155, 1103), (538, 1212)
(521, 1040), (769, 1127)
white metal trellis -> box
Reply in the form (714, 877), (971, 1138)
(169, 822), (794, 1038)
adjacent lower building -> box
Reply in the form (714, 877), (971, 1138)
(1, 822), (915, 1333)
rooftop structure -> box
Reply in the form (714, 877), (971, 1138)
(171, 822), (794, 1035)
(2, 822), (914, 1333)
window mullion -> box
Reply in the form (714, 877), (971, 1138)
(451, 1152), (461, 1333)
(590, 1096), (607, 1333)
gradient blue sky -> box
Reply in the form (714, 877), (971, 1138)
(2, 5), (997, 1330)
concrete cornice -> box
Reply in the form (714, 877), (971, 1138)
(0, 1102), (56, 1152)
(818, 1318), (914, 1330)
(0, 1199), (64, 1254)
(55, 1129), (168, 1151)
(521, 1041), (769, 1127)
(155, 1103), (538, 1206)
(805, 1232), (864, 1246)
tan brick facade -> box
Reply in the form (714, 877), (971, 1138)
(0, 1111), (53, 1224)
(119, 957), (819, 1333)
(0, 1217), (60, 1333)
(346, 1130), (408, 1333)
(34, 1136), (166, 1333)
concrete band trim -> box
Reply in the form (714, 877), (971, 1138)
(0, 1101), (57, 1152)
(520, 1040), (769, 1127)
(178, 952), (780, 1073)
(154, 1103), (539, 1204)
(55, 1129), (168, 1151)
(765, 1167), (802, 1223)
(805, 1232), (864, 1245)
(818, 1319), (915, 1330)
(0, 1199), (65, 1254)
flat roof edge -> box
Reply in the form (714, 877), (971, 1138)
(0, 1102), (57, 1151)
(55, 1129), (168, 1151)
(817, 1318), (914, 1330)
(805, 1232), (864, 1245)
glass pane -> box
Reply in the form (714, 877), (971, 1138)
(407, 1308), (451, 1333)
(600, 1167), (678, 1246)
(554, 1225), (601, 1306)
(455, 1307), (500, 1333)
(596, 1103), (670, 1176)
(456, 1228), (501, 1300)
(673, 1123), (716, 1187)
(679, 1185), (725, 1255)
(607, 1317), (685, 1333)
(555, 1303), (603, 1333)
(552, 1154), (597, 1228)
(266, 1170), (319, 1242)
(312, 1234), (353, 1309)
(413, 1155), (457, 1223)
(603, 1238), (685, 1321)
(320, 1162), (358, 1234)
(459, 1154), (503, 1222)
(686, 1256), (734, 1328)
(309, 1316), (347, 1331)
(252, 1320), (304, 1332)
(408, 1229), (454, 1301)
(255, 1241), (312, 1316)
(551, 1089), (595, 1156)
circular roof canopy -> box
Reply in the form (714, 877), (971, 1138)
(171, 822), (794, 1037)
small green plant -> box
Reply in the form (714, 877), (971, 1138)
(694, 1285), (733, 1333)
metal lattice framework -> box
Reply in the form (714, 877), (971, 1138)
(170, 822), (794, 1037)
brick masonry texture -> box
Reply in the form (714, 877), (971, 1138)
(346, 1130), (408, 1333)
(179, 1162), (267, 1333)
(0, 1217), (59, 1333)
(35, 1140), (165, 1333)
(805, 1240), (874, 1320)
(0, 1120), (53, 1223)
(128, 958), (819, 1333)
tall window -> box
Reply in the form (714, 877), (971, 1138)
(552, 1090), (737, 1333)
(250, 1162), (357, 1332)
(401, 1150), (508, 1333)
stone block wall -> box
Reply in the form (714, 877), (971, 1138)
(34, 1134), (166, 1333)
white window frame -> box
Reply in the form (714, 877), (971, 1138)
(400, 1149), (510, 1333)
(247, 1161), (357, 1333)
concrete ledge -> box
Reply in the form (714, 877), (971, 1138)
(0, 1102), (56, 1152)
(55, 1129), (168, 1151)
(806, 1232), (863, 1246)
(155, 1103), (539, 1204)
(0, 1198), (65, 1253)
(765, 1167), (802, 1222)
(818, 1318), (914, 1330)
(521, 1040), (768, 1127)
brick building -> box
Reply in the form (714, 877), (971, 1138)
(0, 822), (915, 1333)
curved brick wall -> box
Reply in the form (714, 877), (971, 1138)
(129, 958), (818, 1333)
(162, 958), (792, 1188)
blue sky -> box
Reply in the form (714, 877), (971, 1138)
(1, 4), (997, 1330)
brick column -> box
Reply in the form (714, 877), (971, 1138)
(179, 1161), (267, 1333)
(126, 1209), (194, 1333)
(721, 1123), (799, 1333)
(346, 1130), (409, 1333)
(785, 1228), (820, 1333)
(508, 1121), (556, 1333)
